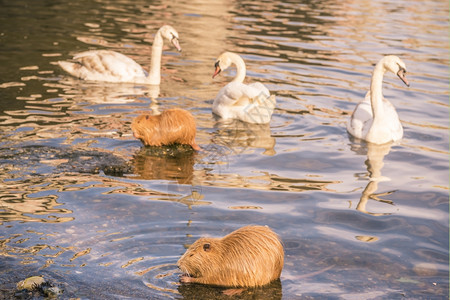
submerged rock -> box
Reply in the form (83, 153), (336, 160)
(15, 275), (63, 299)
(16, 276), (45, 291)
(0, 145), (132, 177)
(38, 281), (63, 298)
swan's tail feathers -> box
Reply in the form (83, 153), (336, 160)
(243, 93), (276, 124)
(58, 61), (83, 78)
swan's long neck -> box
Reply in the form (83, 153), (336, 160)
(369, 61), (386, 119)
(147, 31), (164, 85)
(229, 53), (246, 83)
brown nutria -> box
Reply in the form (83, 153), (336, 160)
(177, 225), (284, 287)
(131, 108), (201, 151)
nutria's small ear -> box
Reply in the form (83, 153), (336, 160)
(145, 115), (149, 120)
(203, 243), (211, 252)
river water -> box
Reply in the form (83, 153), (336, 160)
(0, 0), (448, 299)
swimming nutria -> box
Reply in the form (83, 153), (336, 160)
(177, 225), (284, 287)
(131, 108), (201, 151)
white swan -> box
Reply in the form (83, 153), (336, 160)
(58, 25), (181, 84)
(212, 52), (276, 124)
(347, 55), (410, 144)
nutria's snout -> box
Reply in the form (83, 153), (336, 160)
(177, 262), (187, 276)
(178, 257), (195, 277)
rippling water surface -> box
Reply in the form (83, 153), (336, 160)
(0, 0), (448, 299)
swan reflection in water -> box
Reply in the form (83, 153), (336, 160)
(351, 141), (397, 216)
(210, 118), (276, 157)
(56, 77), (161, 111)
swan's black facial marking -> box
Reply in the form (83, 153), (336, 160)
(214, 61), (220, 69)
(396, 63), (406, 73)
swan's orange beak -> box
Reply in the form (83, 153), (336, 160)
(212, 66), (221, 78)
(171, 38), (182, 52)
(397, 68), (409, 87)
(212, 61), (221, 79)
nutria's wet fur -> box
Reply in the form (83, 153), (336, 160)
(131, 108), (200, 150)
(177, 225), (284, 287)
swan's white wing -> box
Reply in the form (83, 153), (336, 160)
(59, 50), (147, 83)
(381, 97), (403, 141)
(213, 82), (275, 124)
(347, 92), (403, 143)
(248, 82), (270, 97)
(347, 92), (373, 140)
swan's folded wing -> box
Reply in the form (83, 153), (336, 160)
(68, 50), (145, 81)
(232, 94), (253, 106)
(213, 82), (275, 124)
(222, 82), (271, 102)
(347, 95), (373, 139)
(239, 94), (275, 124)
(219, 82), (249, 101)
(248, 82), (270, 98)
(382, 98), (403, 141)
(231, 83), (275, 124)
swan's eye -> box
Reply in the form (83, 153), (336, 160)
(214, 61), (220, 68)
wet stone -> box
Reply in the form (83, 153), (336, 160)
(15, 276), (63, 299)
(0, 145), (133, 177)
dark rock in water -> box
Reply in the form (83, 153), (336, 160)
(38, 281), (63, 298)
(15, 275), (63, 299)
(0, 145), (132, 177)
(16, 276), (45, 290)
(55, 148), (132, 176)
(0, 144), (194, 180)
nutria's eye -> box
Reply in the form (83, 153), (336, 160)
(203, 243), (211, 252)
(145, 115), (149, 120)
